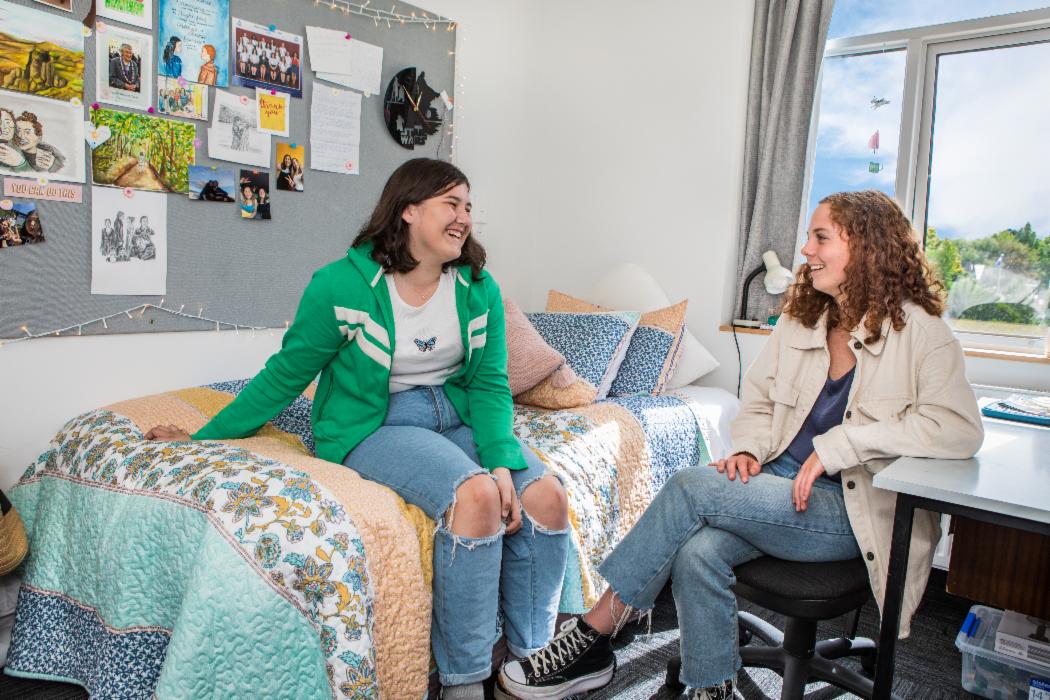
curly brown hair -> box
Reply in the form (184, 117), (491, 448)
(782, 190), (944, 344)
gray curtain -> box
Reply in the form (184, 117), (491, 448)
(736, 0), (834, 321)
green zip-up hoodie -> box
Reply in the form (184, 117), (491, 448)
(193, 243), (527, 471)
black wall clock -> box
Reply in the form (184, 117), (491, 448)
(383, 67), (443, 149)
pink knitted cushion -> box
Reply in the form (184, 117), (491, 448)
(504, 299), (569, 395)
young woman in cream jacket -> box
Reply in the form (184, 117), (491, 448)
(498, 190), (983, 700)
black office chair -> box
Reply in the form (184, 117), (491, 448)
(665, 556), (885, 700)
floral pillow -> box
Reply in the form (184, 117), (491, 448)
(546, 290), (687, 396)
(514, 309), (640, 409)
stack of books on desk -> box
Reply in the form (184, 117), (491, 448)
(981, 394), (1050, 427)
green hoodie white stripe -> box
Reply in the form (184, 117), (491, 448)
(193, 243), (526, 471)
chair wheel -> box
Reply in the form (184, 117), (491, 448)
(665, 655), (685, 691)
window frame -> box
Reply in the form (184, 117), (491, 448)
(801, 6), (1050, 356)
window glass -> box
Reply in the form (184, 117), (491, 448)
(924, 41), (1050, 346)
(828, 0), (1050, 39)
(806, 50), (906, 218)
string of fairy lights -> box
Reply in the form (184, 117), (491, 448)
(0, 301), (286, 349)
(311, 0), (456, 30)
(1, 1), (463, 348)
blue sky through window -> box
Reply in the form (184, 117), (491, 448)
(807, 50), (905, 225)
(926, 42), (1050, 242)
(828, 0), (1050, 40)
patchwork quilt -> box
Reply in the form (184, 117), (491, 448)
(5, 381), (711, 698)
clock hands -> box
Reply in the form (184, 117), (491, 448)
(402, 83), (421, 111)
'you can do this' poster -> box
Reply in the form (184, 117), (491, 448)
(158, 0), (230, 87)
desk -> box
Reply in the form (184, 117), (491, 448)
(872, 416), (1050, 699)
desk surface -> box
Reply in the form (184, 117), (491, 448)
(873, 416), (1050, 525)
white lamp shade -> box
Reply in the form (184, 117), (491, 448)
(761, 251), (794, 295)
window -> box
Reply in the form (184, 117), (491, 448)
(804, 2), (1050, 356)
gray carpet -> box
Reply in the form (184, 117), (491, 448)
(590, 569), (976, 700)
(0, 571), (981, 699)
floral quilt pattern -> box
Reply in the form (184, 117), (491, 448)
(19, 409), (378, 698)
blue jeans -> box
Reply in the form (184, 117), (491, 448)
(342, 386), (569, 686)
(598, 452), (861, 688)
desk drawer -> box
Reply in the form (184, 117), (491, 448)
(947, 516), (1050, 619)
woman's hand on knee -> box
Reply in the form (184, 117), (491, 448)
(492, 467), (522, 535)
(792, 451), (826, 512)
(709, 452), (760, 483)
(145, 425), (192, 441)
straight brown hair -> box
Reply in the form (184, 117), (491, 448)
(352, 158), (486, 279)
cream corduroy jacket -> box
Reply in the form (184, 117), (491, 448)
(730, 302), (984, 637)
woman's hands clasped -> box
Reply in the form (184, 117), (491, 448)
(144, 425), (193, 441)
(491, 467), (522, 535)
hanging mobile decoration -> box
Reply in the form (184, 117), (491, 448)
(867, 129), (881, 173)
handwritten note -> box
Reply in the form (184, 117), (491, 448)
(310, 87), (361, 175)
(256, 88), (289, 137)
(306, 26), (383, 95)
(4, 178), (83, 203)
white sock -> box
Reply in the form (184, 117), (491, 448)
(441, 681), (485, 700)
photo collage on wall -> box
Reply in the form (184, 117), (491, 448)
(1, 0), (450, 328)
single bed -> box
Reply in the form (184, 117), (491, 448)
(4, 381), (739, 698)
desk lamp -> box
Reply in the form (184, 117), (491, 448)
(736, 250), (795, 327)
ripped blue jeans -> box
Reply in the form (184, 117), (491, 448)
(342, 386), (569, 686)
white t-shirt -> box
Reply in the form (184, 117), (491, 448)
(386, 270), (464, 393)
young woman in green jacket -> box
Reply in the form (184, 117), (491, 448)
(148, 158), (569, 699)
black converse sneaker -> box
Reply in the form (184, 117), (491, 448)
(496, 616), (615, 699)
(690, 679), (736, 700)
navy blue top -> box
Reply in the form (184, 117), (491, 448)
(785, 366), (856, 468)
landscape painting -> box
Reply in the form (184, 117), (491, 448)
(0, 0), (85, 102)
(91, 109), (195, 194)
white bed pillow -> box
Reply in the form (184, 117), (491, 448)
(587, 263), (719, 388)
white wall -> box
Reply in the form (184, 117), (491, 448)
(2, 0), (1046, 487)
(426, 0), (757, 394)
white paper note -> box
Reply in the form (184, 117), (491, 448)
(307, 26), (383, 94)
(310, 87), (361, 175)
(305, 25), (350, 74)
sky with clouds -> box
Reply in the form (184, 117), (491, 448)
(810, 0), (1050, 241)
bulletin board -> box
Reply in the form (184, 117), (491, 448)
(0, 0), (456, 338)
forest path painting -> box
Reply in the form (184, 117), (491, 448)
(91, 109), (195, 193)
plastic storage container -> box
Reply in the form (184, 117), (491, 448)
(955, 605), (1050, 699)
